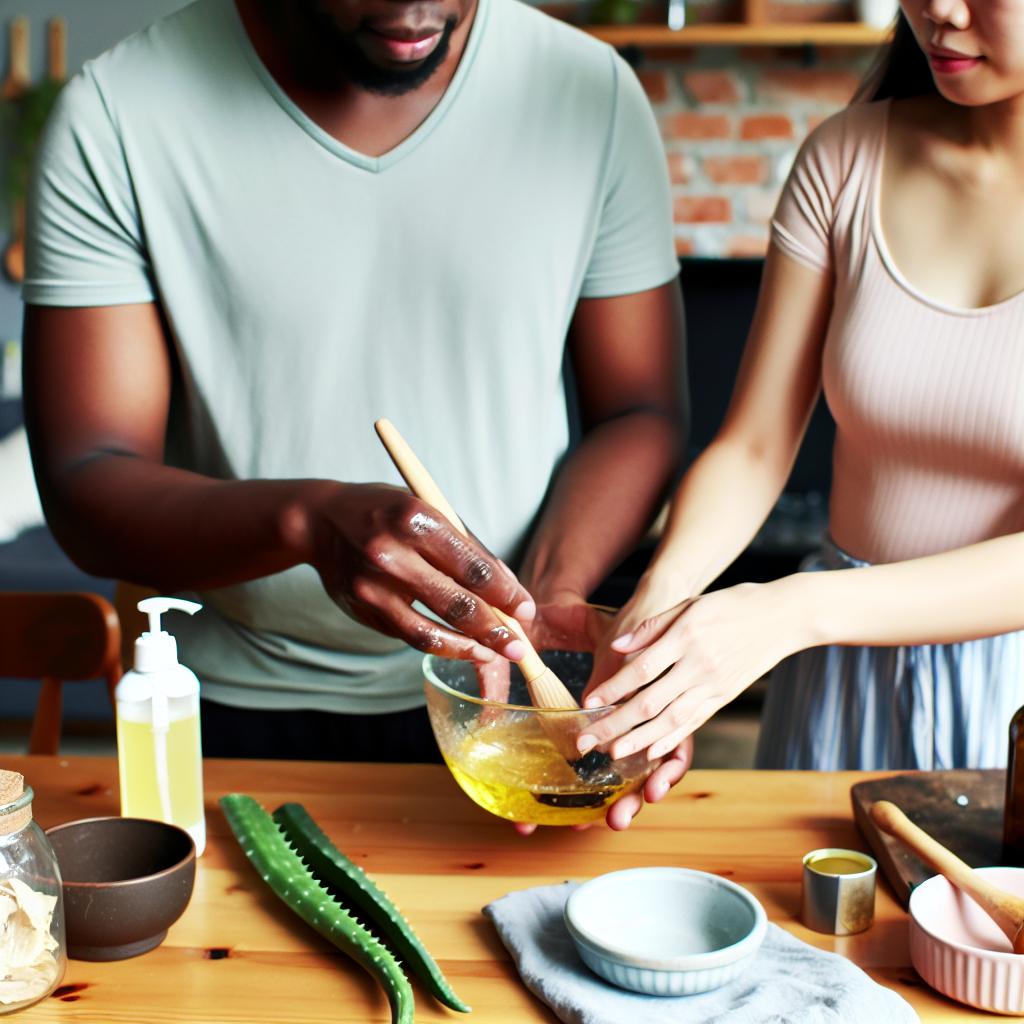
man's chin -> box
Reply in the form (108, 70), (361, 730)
(345, 20), (455, 96)
(285, 5), (457, 96)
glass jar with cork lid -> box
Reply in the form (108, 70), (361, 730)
(0, 769), (66, 1014)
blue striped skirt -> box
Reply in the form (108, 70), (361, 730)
(754, 538), (1024, 771)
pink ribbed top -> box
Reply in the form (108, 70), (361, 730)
(771, 100), (1024, 565)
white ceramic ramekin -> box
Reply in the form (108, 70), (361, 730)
(563, 867), (767, 996)
(909, 867), (1024, 1014)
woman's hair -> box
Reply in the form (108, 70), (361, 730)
(854, 11), (937, 102)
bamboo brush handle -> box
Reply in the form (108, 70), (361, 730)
(374, 418), (548, 682)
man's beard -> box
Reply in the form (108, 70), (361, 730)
(290, 3), (456, 96)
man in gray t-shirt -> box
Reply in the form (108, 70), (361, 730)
(24, 0), (689, 826)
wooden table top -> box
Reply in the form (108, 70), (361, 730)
(9, 756), (990, 1022)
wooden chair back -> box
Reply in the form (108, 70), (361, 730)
(0, 592), (122, 754)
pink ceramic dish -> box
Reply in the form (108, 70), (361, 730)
(909, 867), (1024, 1015)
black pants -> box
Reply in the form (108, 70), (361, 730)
(199, 698), (444, 763)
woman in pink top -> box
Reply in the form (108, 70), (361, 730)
(576, 0), (1024, 775)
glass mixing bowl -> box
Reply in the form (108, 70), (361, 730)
(423, 649), (657, 826)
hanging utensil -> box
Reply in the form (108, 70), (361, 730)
(2, 16), (30, 283)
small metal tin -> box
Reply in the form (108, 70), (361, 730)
(800, 847), (877, 935)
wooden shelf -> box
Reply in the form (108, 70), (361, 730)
(583, 21), (890, 47)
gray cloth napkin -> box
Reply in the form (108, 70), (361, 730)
(484, 882), (920, 1024)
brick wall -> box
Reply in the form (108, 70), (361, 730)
(635, 47), (876, 256)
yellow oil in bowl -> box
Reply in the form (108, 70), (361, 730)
(424, 650), (655, 826)
(445, 722), (633, 825)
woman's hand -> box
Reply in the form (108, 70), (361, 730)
(511, 735), (695, 835)
(479, 592), (696, 834)
(585, 573), (686, 696)
(577, 580), (807, 762)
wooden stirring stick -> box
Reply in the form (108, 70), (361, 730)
(375, 418), (576, 709)
(871, 800), (1024, 953)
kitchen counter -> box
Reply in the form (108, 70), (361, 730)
(11, 757), (987, 1022)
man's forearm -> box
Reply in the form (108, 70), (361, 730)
(518, 411), (680, 602)
(39, 453), (319, 591)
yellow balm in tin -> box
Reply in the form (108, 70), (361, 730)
(801, 848), (877, 934)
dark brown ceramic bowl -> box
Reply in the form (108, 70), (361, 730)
(45, 817), (196, 961)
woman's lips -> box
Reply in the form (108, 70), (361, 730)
(928, 49), (983, 74)
(363, 26), (444, 63)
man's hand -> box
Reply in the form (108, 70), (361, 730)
(475, 596), (613, 703)
(304, 481), (536, 662)
(604, 734), (693, 830)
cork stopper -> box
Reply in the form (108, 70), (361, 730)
(0, 770), (31, 835)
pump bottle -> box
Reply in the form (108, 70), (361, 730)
(115, 597), (206, 854)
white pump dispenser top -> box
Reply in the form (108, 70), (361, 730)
(133, 597), (201, 674)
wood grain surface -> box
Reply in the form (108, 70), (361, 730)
(6, 757), (999, 1022)
(851, 770), (1005, 908)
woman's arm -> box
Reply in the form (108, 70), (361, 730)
(644, 249), (833, 600)
(588, 245), (834, 687)
(579, 530), (1024, 762)
(799, 532), (1024, 647)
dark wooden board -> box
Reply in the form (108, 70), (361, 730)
(851, 770), (1005, 908)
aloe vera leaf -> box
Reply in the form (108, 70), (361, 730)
(273, 801), (471, 1014)
(220, 794), (414, 1024)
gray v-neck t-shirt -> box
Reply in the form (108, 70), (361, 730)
(25, 0), (677, 713)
